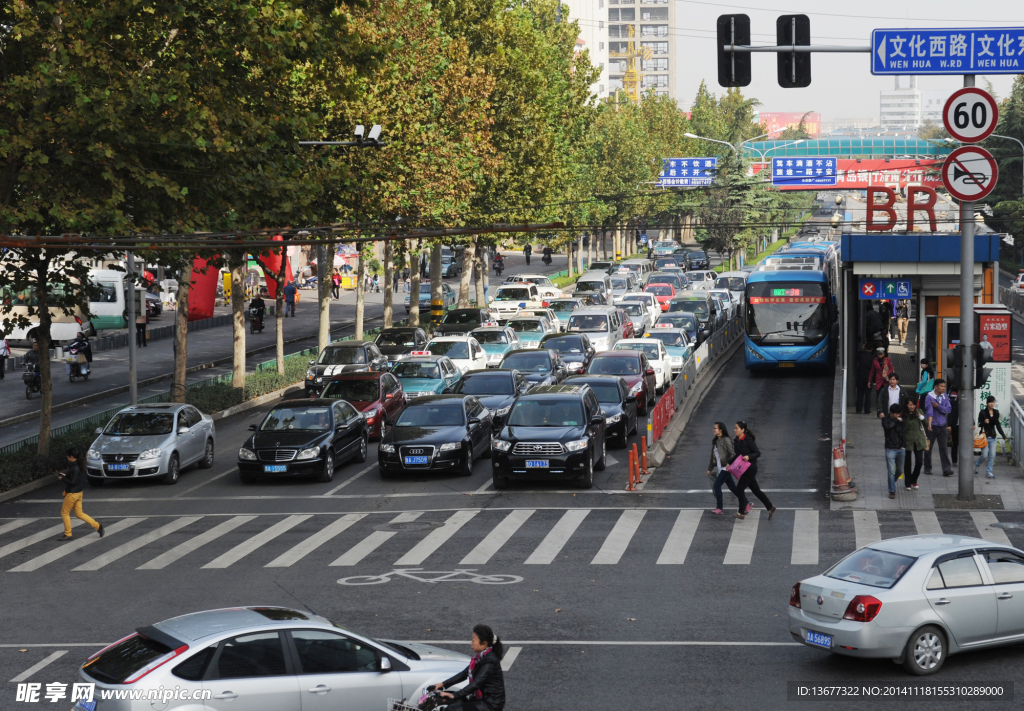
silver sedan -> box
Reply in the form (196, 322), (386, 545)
(789, 534), (1024, 675)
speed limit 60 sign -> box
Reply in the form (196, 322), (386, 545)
(943, 88), (998, 143)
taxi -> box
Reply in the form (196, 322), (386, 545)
(390, 353), (463, 398)
(515, 307), (563, 332)
(506, 315), (557, 349)
(469, 324), (522, 368)
(644, 324), (693, 374)
(644, 282), (677, 311)
(544, 297), (585, 329)
(613, 338), (672, 391)
(424, 336), (489, 374)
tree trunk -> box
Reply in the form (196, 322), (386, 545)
(355, 246), (366, 339)
(479, 244), (489, 308)
(230, 254), (246, 389)
(429, 242), (442, 326)
(409, 243), (421, 327)
(172, 261), (192, 403)
(275, 249), (286, 375)
(475, 242), (486, 307)
(457, 237), (477, 307)
(383, 239), (394, 328)
(317, 243), (331, 351)
(35, 261), (53, 455)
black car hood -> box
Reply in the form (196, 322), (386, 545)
(475, 394), (517, 411)
(249, 430), (329, 449)
(312, 363), (370, 377)
(503, 424), (586, 442)
(383, 424), (467, 445)
(522, 372), (555, 384)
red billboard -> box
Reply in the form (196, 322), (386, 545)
(759, 112), (822, 139)
(750, 159), (943, 190)
(978, 312), (1012, 362)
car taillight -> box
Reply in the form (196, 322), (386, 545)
(842, 595), (882, 622)
(121, 644), (189, 684)
(789, 582), (801, 608)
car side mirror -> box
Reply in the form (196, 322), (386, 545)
(625, 395), (637, 403)
(308, 360), (315, 366)
(385, 392), (394, 400)
(94, 427), (103, 435)
(178, 427), (189, 435)
(590, 415), (604, 425)
(645, 368), (655, 376)
(379, 657), (392, 672)
(248, 424), (258, 431)
(468, 416), (481, 425)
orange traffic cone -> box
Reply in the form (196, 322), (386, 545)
(831, 444), (857, 501)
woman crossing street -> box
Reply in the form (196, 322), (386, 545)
(706, 422), (743, 515)
(732, 421), (775, 520)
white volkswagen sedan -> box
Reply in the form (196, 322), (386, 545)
(613, 338), (672, 391)
(789, 534), (1024, 675)
(424, 336), (489, 373)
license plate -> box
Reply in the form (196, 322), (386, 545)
(107, 463), (130, 471)
(806, 630), (832, 649)
(74, 702), (96, 711)
(526, 460), (549, 468)
(263, 464), (287, 473)
(778, 363), (795, 368)
(404, 456), (429, 465)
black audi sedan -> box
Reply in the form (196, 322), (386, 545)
(539, 333), (595, 375)
(237, 399), (368, 484)
(447, 369), (531, 428)
(490, 384), (607, 490)
(565, 375), (638, 448)
(378, 395), (493, 478)
(497, 349), (567, 387)
(305, 341), (388, 394)
(374, 327), (428, 360)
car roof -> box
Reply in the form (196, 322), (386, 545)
(524, 384), (589, 397)
(868, 533), (1000, 556)
(717, 271), (748, 279)
(672, 291), (709, 299)
(118, 404), (188, 413)
(396, 355), (447, 364)
(617, 338), (660, 346)
(593, 350), (640, 358)
(155, 607), (325, 644)
(379, 327), (421, 333)
(404, 394), (467, 404)
(428, 335), (476, 342)
(325, 341), (369, 348)
(504, 348), (553, 357)
(566, 374), (623, 384)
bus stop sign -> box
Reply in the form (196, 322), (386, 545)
(860, 279), (911, 300)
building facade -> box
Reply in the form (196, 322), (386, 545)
(604, 0), (677, 101)
(880, 76), (947, 130)
(564, 0), (608, 100)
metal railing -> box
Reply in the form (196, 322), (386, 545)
(1011, 399), (1024, 473)
(671, 315), (745, 413)
(1001, 285), (1024, 314)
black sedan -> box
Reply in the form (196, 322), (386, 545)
(490, 384), (607, 490)
(374, 327), (429, 360)
(378, 395), (493, 478)
(565, 375), (638, 448)
(539, 333), (595, 375)
(448, 369), (532, 427)
(434, 308), (496, 337)
(237, 399), (368, 484)
(497, 349), (567, 386)
(305, 341), (388, 394)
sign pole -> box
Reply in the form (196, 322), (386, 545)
(958, 74), (975, 502)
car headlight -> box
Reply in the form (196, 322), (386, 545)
(563, 438), (589, 452)
(491, 439), (512, 451)
(565, 361), (583, 371)
(87, 448), (101, 461)
(238, 448), (257, 461)
(605, 413), (622, 424)
(379, 443), (395, 453)
(488, 353), (502, 361)
(139, 448), (162, 460)
(440, 442), (462, 451)
(364, 409), (380, 423)
(296, 446), (320, 461)
(746, 346), (767, 361)
(494, 406), (511, 417)
(306, 369), (316, 380)
(630, 381), (644, 395)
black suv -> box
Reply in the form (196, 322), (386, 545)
(305, 341), (388, 394)
(490, 384), (607, 490)
(435, 308), (495, 336)
(684, 250), (709, 270)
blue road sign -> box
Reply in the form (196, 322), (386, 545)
(859, 279), (912, 300)
(872, 28), (1024, 75)
(658, 157), (717, 187)
(771, 157), (838, 187)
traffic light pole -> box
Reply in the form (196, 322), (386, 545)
(958, 78), (976, 502)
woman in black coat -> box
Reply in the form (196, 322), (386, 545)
(432, 624), (506, 711)
(732, 421), (776, 520)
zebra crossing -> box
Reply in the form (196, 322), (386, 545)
(0, 508), (1020, 575)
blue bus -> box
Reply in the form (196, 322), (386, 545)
(743, 269), (836, 371)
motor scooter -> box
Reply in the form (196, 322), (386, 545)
(66, 347), (90, 383)
(492, 258), (504, 277)
(23, 363), (40, 399)
(250, 307), (265, 334)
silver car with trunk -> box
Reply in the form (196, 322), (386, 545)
(790, 534), (1024, 675)
(85, 404), (216, 486)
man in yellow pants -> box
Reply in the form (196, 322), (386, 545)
(56, 447), (103, 541)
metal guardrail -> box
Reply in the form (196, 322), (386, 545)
(1011, 399), (1024, 472)
(671, 316), (744, 413)
(1001, 286), (1024, 313)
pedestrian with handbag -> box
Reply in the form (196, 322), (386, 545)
(731, 421), (775, 520)
(975, 396), (1007, 479)
(903, 399), (927, 490)
(55, 447), (103, 541)
(706, 422), (743, 515)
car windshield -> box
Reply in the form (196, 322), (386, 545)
(453, 374), (515, 396)
(523, 277), (552, 286)
(825, 548), (916, 589)
(609, 276), (629, 289)
(669, 300), (708, 316)
(621, 304), (646, 317)
(716, 277), (746, 290)
(443, 310), (481, 324)
(320, 379), (379, 402)
(318, 347), (365, 365)
(590, 262), (613, 271)
(392, 362), (440, 379)
(495, 288), (531, 301)
(501, 352), (552, 373)
(656, 241), (676, 249)
(542, 336), (585, 354)
(588, 382), (622, 404)
(589, 356), (640, 375)
(659, 314), (697, 330)
(688, 252), (708, 261)
(548, 300), (579, 313)
(261, 406), (332, 431)
(574, 281), (604, 293)
(508, 399), (584, 427)
(646, 285), (673, 297)
(396, 403), (465, 427)
(376, 332), (417, 347)
(656, 259), (678, 268)
(103, 412), (174, 436)
(616, 342), (660, 359)
(427, 341), (470, 359)
(81, 633), (173, 684)
(508, 319), (545, 333)
(621, 295), (652, 306)
(646, 331), (686, 347)
(472, 330), (508, 344)
(568, 314), (608, 332)
(418, 284), (433, 294)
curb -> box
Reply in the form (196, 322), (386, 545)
(0, 475), (59, 505)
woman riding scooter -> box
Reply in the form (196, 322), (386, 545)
(67, 332), (93, 381)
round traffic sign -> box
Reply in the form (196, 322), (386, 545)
(942, 146), (999, 202)
(943, 88), (999, 143)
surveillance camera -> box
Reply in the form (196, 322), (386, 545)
(368, 124), (382, 142)
(354, 125), (365, 138)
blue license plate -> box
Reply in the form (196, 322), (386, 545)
(263, 465), (287, 473)
(107, 464), (130, 471)
(806, 630), (832, 649)
(404, 456), (429, 465)
(74, 702), (96, 711)
(525, 460), (549, 468)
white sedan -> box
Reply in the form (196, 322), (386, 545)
(618, 292), (661, 327)
(614, 338), (672, 391)
(507, 274), (562, 299)
(687, 271), (717, 291)
(515, 307), (563, 332)
(424, 336), (489, 373)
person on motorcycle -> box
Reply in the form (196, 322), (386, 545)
(429, 624), (505, 711)
(24, 341), (41, 384)
(69, 332), (93, 373)
(541, 246), (553, 264)
(493, 253), (504, 275)
(249, 294), (266, 328)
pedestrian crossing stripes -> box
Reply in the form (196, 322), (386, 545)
(0, 508), (1021, 575)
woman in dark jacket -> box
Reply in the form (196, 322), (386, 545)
(433, 624), (505, 711)
(706, 421), (742, 515)
(732, 421), (775, 520)
(903, 399), (928, 490)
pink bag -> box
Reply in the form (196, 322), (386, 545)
(726, 456), (750, 481)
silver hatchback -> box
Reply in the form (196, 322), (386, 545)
(75, 607), (469, 711)
(85, 404), (216, 486)
(789, 534), (1024, 675)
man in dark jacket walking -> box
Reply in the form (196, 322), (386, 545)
(881, 404), (906, 499)
(855, 342), (874, 413)
(876, 372), (909, 418)
(56, 447), (103, 541)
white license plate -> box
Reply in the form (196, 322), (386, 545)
(404, 456), (429, 465)
(107, 464), (130, 471)
(263, 464), (287, 473)
(806, 630), (832, 649)
(525, 460), (549, 468)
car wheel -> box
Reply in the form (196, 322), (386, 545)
(199, 439), (215, 469)
(162, 454), (180, 485)
(903, 626), (946, 676)
(576, 451), (594, 489)
(239, 471), (256, 484)
(318, 452), (335, 483)
(492, 473), (509, 489)
(460, 450), (474, 477)
(595, 438), (607, 471)
(354, 435), (368, 463)
(88, 476), (104, 487)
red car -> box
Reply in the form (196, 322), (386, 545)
(615, 308), (635, 339)
(585, 351), (656, 415)
(644, 283), (676, 311)
(318, 372), (406, 439)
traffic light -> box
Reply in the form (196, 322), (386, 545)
(973, 343), (995, 389)
(717, 14), (751, 87)
(944, 347), (962, 391)
(776, 15), (811, 88)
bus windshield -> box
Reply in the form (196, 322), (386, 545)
(746, 282), (829, 345)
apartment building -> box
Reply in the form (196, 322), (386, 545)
(604, 0), (676, 100)
(563, 0), (609, 99)
(880, 76), (947, 130)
